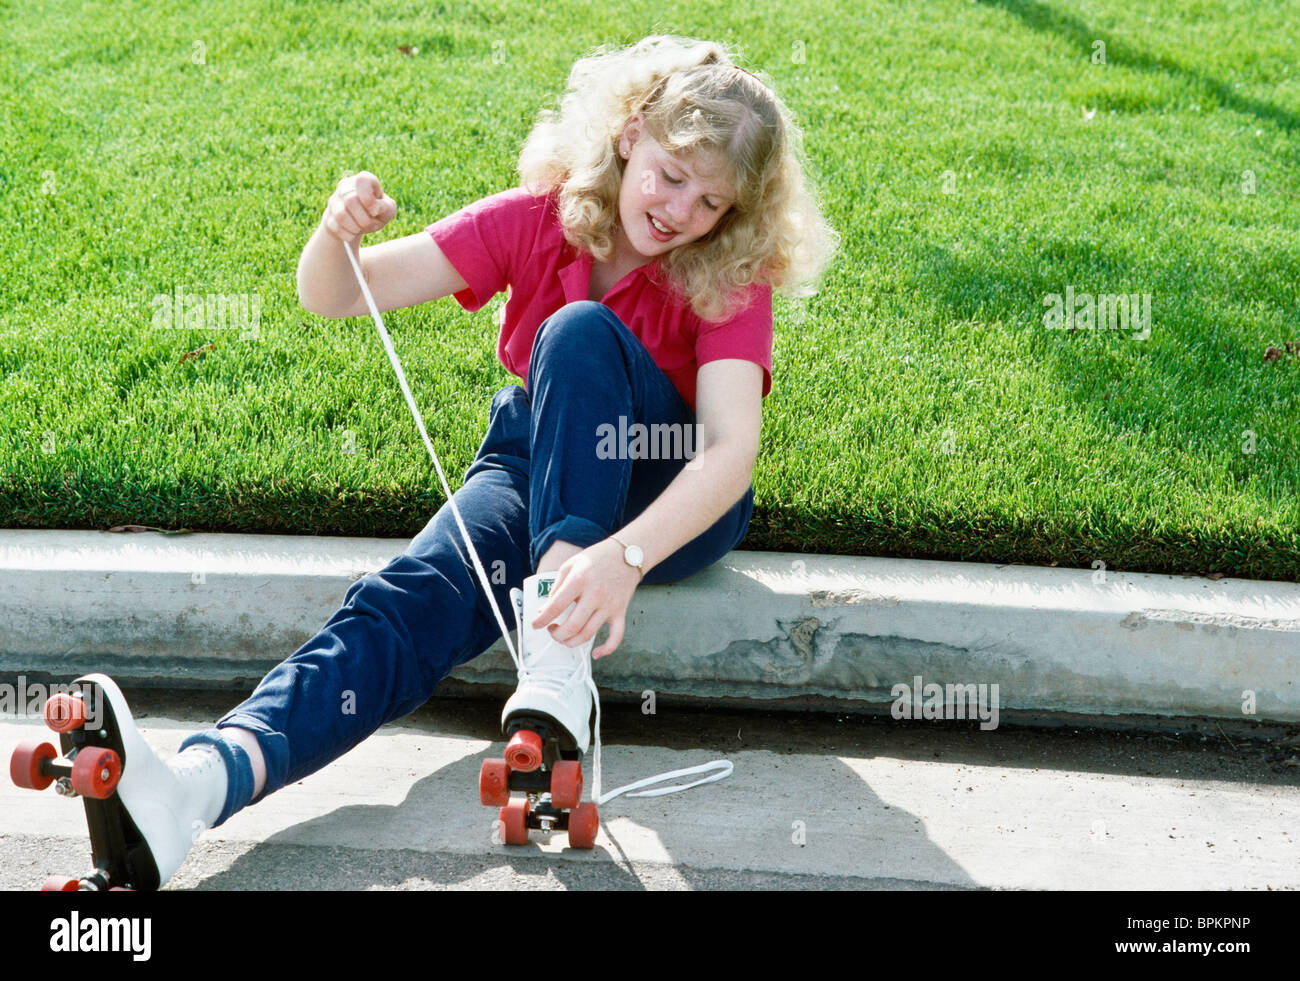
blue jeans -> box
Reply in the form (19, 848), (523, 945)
(215, 301), (755, 802)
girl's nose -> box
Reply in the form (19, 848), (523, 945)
(664, 196), (692, 228)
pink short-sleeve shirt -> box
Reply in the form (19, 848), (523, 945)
(425, 187), (773, 414)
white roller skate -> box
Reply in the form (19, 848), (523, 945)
(8, 673), (231, 890)
(478, 572), (601, 848)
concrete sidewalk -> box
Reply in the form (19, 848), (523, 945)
(3, 692), (1297, 890)
(1, 528), (1297, 723)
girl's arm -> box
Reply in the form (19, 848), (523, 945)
(297, 171), (469, 318)
(537, 358), (764, 657)
(613, 358), (763, 571)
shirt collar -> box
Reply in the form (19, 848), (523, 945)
(558, 245), (663, 305)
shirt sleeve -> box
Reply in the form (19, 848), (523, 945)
(425, 188), (536, 313)
(695, 281), (774, 398)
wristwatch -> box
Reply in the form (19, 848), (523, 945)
(610, 536), (645, 579)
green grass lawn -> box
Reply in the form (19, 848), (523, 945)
(2, 0), (1297, 581)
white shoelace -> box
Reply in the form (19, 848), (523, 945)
(515, 608), (733, 804)
(344, 241), (732, 809)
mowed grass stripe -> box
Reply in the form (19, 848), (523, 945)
(1, 0), (1297, 578)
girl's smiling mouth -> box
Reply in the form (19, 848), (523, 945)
(647, 213), (676, 241)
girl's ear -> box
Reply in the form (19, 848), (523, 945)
(619, 113), (645, 157)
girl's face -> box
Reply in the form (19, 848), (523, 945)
(615, 114), (735, 264)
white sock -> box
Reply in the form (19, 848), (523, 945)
(167, 744), (229, 834)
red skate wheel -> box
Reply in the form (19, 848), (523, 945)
(504, 729), (543, 772)
(499, 797), (530, 846)
(568, 802), (599, 850)
(10, 741), (57, 791)
(41, 875), (81, 891)
(550, 760), (583, 811)
(70, 747), (121, 799)
(44, 692), (86, 734)
(479, 758), (510, 807)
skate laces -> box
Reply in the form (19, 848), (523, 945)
(510, 601), (731, 804)
(169, 744), (222, 779)
(344, 242), (518, 666)
(586, 659), (732, 805)
(517, 635), (584, 696)
(345, 241), (731, 812)
(514, 588), (733, 805)
(510, 588), (582, 696)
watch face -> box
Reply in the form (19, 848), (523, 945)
(626, 544), (644, 568)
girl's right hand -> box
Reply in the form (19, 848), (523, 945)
(321, 171), (397, 241)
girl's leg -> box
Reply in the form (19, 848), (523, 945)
(194, 299), (754, 819)
(501, 300), (753, 760)
(193, 382), (536, 811)
(526, 300), (754, 584)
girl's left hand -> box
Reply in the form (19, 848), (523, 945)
(532, 539), (642, 659)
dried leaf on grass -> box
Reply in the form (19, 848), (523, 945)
(179, 343), (216, 364)
(107, 525), (192, 535)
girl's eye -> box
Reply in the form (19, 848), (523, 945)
(662, 170), (720, 211)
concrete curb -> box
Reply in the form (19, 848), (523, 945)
(1, 529), (1297, 723)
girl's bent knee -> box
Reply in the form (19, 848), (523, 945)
(534, 301), (623, 356)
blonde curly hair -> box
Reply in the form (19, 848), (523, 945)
(517, 34), (840, 322)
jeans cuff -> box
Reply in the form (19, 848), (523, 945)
(212, 714), (291, 804)
(531, 516), (610, 570)
(178, 728), (256, 828)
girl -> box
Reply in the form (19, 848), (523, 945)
(46, 34), (837, 888)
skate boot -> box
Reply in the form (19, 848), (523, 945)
(9, 673), (237, 890)
(478, 571), (600, 849)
